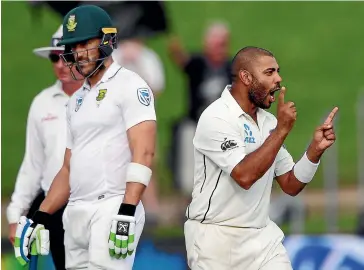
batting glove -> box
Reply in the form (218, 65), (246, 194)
(14, 211), (50, 266)
(108, 203), (136, 259)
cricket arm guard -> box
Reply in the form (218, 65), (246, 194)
(14, 211), (51, 266)
(108, 163), (151, 259)
(293, 152), (320, 184)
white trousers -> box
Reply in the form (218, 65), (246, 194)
(62, 195), (145, 270)
(184, 219), (292, 270)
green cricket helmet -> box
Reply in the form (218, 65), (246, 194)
(57, 5), (118, 79)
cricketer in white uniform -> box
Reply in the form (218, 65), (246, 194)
(15, 5), (156, 270)
(8, 25), (83, 270)
(185, 46), (339, 270)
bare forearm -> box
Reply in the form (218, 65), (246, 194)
(280, 171), (307, 196)
(232, 129), (288, 189)
(39, 167), (70, 214)
(123, 183), (146, 205)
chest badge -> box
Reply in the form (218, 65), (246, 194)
(244, 124), (256, 144)
(96, 89), (107, 107)
(75, 96), (83, 112)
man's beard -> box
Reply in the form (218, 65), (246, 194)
(248, 76), (280, 109)
(75, 58), (104, 79)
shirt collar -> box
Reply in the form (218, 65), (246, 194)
(51, 80), (69, 98)
(221, 85), (267, 122)
(82, 61), (122, 91)
(221, 85), (246, 118)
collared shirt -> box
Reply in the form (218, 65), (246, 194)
(66, 62), (156, 204)
(7, 81), (72, 224)
(187, 85), (295, 228)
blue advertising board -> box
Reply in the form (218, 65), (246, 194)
(284, 235), (364, 270)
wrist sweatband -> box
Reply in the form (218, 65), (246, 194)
(293, 152), (320, 183)
(118, 203), (136, 216)
(32, 211), (52, 228)
(126, 162), (152, 187)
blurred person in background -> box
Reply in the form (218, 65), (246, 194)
(113, 39), (165, 96)
(6, 25), (84, 270)
(167, 21), (232, 204)
(169, 21), (232, 123)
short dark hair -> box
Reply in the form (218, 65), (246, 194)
(231, 46), (274, 81)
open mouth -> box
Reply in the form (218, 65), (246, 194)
(269, 87), (281, 102)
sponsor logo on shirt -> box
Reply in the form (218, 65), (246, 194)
(221, 138), (238, 151)
(243, 124), (256, 144)
(75, 96), (83, 112)
(41, 113), (58, 122)
(137, 88), (151, 106)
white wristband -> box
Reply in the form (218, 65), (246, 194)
(126, 162), (152, 187)
(293, 152), (320, 183)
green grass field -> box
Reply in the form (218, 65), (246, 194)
(2, 1), (363, 197)
(1, 5), (363, 268)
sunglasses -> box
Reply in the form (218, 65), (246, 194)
(49, 54), (61, 63)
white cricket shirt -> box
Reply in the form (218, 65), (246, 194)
(7, 81), (71, 224)
(66, 62), (156, 204)
(187, 85), (295, 228)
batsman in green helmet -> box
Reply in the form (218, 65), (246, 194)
(58, 5), (118, 80)
(15, 5), (157, 270)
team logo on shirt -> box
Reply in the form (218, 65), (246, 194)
(75, 96), (83, 112)
(244, 124), (256, 144)
(221, 138), (238, 151)
(137, 88), (151, 106)
(96, 89), (107, 102)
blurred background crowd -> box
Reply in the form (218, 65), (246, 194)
(2, 1), (364, 269)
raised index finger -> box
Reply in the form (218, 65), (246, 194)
(278, 86), (286, 106)
(324, 107), (339, 125)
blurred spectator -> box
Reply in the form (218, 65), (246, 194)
(167, 21), (232, 199)
(6, 25), (84, 270)
(168, 21), (232, 123)
(112, 39), (165, 96)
